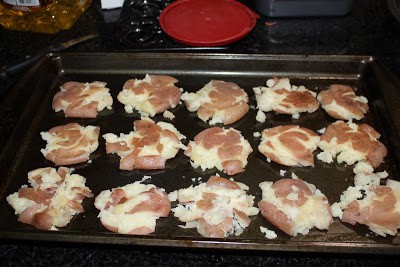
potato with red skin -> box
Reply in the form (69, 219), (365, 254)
(95, 182), (171, 235)
(317, 84), (369, 120)
(52, 81), (113, 118)
(258, 176), (332, 236)
(332, 178), (400, 237)
(318, 120), (387, 169)
(258, 125), (320, 167)
(6, 167), (93, 230)
(40, 123), (99, 166)
(254, 78), (319, 119)
(181, 80), (249, 125)
(185, 127), (252, 175)
(103, 118), (185, 170)
(117, 74), (181, 116)
(170, 176), (259, 238)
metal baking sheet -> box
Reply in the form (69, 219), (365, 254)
(0, 53), (400, 254)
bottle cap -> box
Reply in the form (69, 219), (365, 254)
(159, 0), (259, 46)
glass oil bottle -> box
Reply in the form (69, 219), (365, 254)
(0, 0), (92, 33)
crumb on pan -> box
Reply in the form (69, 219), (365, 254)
(260, 226), (277, 239)
(163, 110), (175, 120)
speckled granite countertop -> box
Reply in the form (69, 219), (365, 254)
(1, 0), (400, 265)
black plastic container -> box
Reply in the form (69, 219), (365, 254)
(254, 0), (354, 17)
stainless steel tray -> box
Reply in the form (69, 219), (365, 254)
(0, 53), (400, 254)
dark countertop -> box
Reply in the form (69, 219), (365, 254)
(1, 0), (400, 265)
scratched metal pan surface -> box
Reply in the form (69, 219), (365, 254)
(0, 53), (400, 254)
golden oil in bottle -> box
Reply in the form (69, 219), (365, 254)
(0, 0), (92, 33)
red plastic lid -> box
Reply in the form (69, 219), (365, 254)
(159, 0), (259, 46)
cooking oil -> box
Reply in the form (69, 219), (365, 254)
(0, 0), (92, 33)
